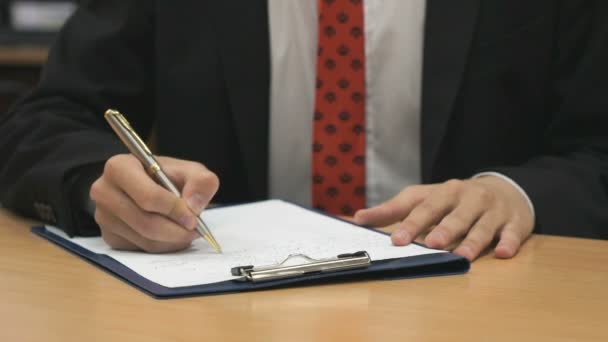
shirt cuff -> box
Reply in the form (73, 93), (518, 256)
(471, 171), (536, 221)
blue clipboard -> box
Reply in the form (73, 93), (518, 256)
(32, 222), (469, 299)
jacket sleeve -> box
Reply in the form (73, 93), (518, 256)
(0, 0), (155, 236)
(489, 1), (608, 239)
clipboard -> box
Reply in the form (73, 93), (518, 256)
(31, 201), (470, 299)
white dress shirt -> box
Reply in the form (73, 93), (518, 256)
(266, 0), (535, 217)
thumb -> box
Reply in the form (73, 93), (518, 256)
(159, 157), (220, 215)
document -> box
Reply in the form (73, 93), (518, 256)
(46, 200), (445, 288)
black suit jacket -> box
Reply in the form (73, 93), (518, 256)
(1, 0), (607, 239)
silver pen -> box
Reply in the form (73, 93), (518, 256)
(104, 109), (222, 253)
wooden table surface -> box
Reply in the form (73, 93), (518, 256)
(0, 46), (48, 65)
(1, 208), (606, 341)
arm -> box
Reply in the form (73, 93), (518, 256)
(0, 0), (155, 236)
(355, 1), (608, 259)
(490, 0), (608, 238)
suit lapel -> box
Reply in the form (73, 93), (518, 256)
(421, 0), (480, 181)
(213, 1), (271, 198)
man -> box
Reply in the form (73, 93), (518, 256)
(1, 1), (607, 259)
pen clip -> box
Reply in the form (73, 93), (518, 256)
(104, 109), (153, 156)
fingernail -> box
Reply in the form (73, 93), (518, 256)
(429, 231), (446, 246)
(495, 244), (514, 258)
(187, 193), (206, 214)
(179, 215), (196, 230)
(456, 245), (473, 259)
(393, 230), (411, 244)
(353, 210), (365, 224)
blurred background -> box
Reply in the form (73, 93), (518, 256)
(0, 0), (78, 113)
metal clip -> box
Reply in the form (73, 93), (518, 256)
(231, 251), (371, 283)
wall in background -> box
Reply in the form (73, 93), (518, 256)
(0, 0), (79, 113)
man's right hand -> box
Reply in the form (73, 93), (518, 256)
(90, 154), (219, 253)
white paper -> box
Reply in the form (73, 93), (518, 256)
(46, 200), (444, 288)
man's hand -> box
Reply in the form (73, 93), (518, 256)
(90, 154), (219, 253)
(354, 177), (534, 261)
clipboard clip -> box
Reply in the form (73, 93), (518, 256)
(231, 251), (371, 283)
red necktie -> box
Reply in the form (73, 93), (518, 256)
(312, 0), (366, 216)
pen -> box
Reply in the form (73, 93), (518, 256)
(104, 109), (222, 253)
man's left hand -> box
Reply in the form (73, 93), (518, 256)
(354, 176), (534, 261)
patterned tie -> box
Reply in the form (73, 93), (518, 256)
(312, 0), (366, 216)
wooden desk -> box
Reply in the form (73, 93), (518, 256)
(1, 209), (606, 341)
(0, 46), (48, 66)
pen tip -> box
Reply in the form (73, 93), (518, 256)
(204, 235), (223, 254)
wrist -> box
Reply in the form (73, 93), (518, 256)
(471, 175), (534, 227)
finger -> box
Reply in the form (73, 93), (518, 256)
(96, 208), (137, 250)
(160, 157), (219, 214)
(103, 154), (197, 229)
(425, 194), (489, 249)
(91, 177), (199, 244)
(452, 212), (503, 261)
(391, 180), (463, 246)
(494, 224), (525, 259)
(354, 185), (431, 227)
(95, 207), (194, 253)
(101, 230), (139, 251)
